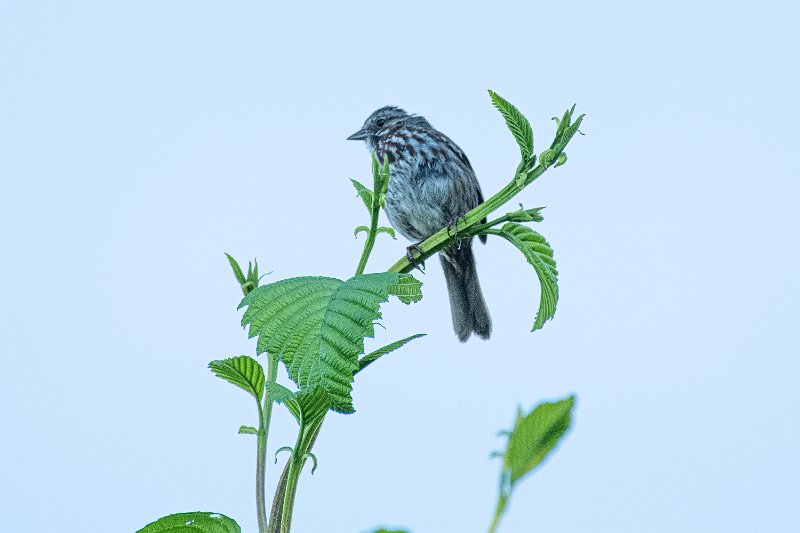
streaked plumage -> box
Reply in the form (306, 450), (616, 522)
(348, 107), (491, 342)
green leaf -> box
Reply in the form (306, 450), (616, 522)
(358, 333), (426, 372)
(376, 226), (396, 239)
(351, 179), (374, 212)
(506, 204), (545, 223)
(371, 152), (380, 183)
(354, 225), (370, 238)
(378, 156), (392, 195)
(503, 395), (575, 486)
(554, 152), (568, 167)
(265, 381), (296, 404)
(225, 254), (246, 284)
(294, 385), (331, 426)
(495, 223), (558, 331)
(386, 273), (424, 304)
(238, 425), (258, 435)
(270, 384), (330, 426)
(208, 356), (265, 403)
(137, 512), (240, 533)
(539, 148), (556, 168)
(226, 254), (264, 296)
(488, 90), (534, 162)
(550, 105), (585, 154)
(264, 382), (328, 426)
(491, 396), (573, 533)
(239, 273), (423, 413)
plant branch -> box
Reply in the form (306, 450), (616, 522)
(386, 163), (546, 273)
(256, 354), (279, 533)
(386, 105), (582, 273)
(354, 155), (390, 276)
(487, 493), (508, 533)
(355, 195), (381, 276)
(269, 416), (325, 533)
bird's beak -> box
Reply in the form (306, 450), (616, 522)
(347, 129), (368, 141)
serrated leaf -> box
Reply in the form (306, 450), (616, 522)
(489, 90), (534, 162)
(351, 179), (374, 212)
(265, 381), (296, 404)
(137, 512), (240, 533)
(503, 395), (574, 486)
(239, 273), (423, 412)
(268, 384), (329, 426)
(387, 273), (423, 304)
(496, 223), (558, 331)
(209, 356), (265, 403)
(225, 254), (246, 284)
(294, 385), (331, 425)
(358, 333), (426, 372)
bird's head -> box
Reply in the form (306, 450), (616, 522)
(347, 106), (409, 148)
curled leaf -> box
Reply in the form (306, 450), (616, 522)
(376, 226), (396, 239)
(493, 223), (558, 331)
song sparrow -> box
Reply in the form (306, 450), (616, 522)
(347, 107), (491, 342)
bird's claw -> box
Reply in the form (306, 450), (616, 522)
(446, 215), (469, 250)
(406, 244), (425, 272)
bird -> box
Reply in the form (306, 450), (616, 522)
(347, 106), (491, 342)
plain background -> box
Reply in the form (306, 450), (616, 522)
(1, 1), (798, 532)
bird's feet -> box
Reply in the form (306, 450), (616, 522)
(446, 215), (469, 250)
(406, 243), (425, 272)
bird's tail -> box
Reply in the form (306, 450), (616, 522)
(440, 244), (492, 342)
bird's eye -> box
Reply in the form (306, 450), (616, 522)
(375, 118), (386, 127)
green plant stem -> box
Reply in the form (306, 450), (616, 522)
(387, 162), (550, 273)
(487, 493), (508, 533)
(270, 416), (325, 533)
(257, 354), (279, 533)
(355, 197), (381, 276)
(279, 458), (301, 533)
(487, 512), (501, 533)
(268, 462), (289, 533)
(256, 405), (267, 533)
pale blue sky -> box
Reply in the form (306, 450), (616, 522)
(1, 1), (798, 532)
